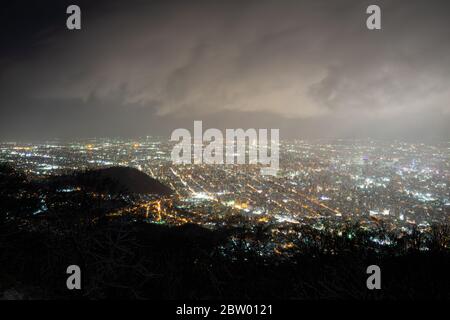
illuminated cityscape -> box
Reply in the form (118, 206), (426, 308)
(1, 138), (448, 256)
(1, 0), (450, 302)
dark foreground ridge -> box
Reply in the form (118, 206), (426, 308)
(0, 164), (449, 299)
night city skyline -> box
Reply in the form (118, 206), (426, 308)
(0, 0), (449, 304)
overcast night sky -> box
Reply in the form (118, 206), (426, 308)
(1, 0), (449, 141)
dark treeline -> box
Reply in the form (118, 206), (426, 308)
(0, 164), (449, 299)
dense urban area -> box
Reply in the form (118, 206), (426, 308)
(1, 138), (448, 255)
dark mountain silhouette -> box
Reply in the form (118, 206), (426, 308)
(51, 166), (173, 196)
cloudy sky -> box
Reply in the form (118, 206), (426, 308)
(1, 0), (449, 140)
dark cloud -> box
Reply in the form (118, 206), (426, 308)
(1, 0), (449, 140)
